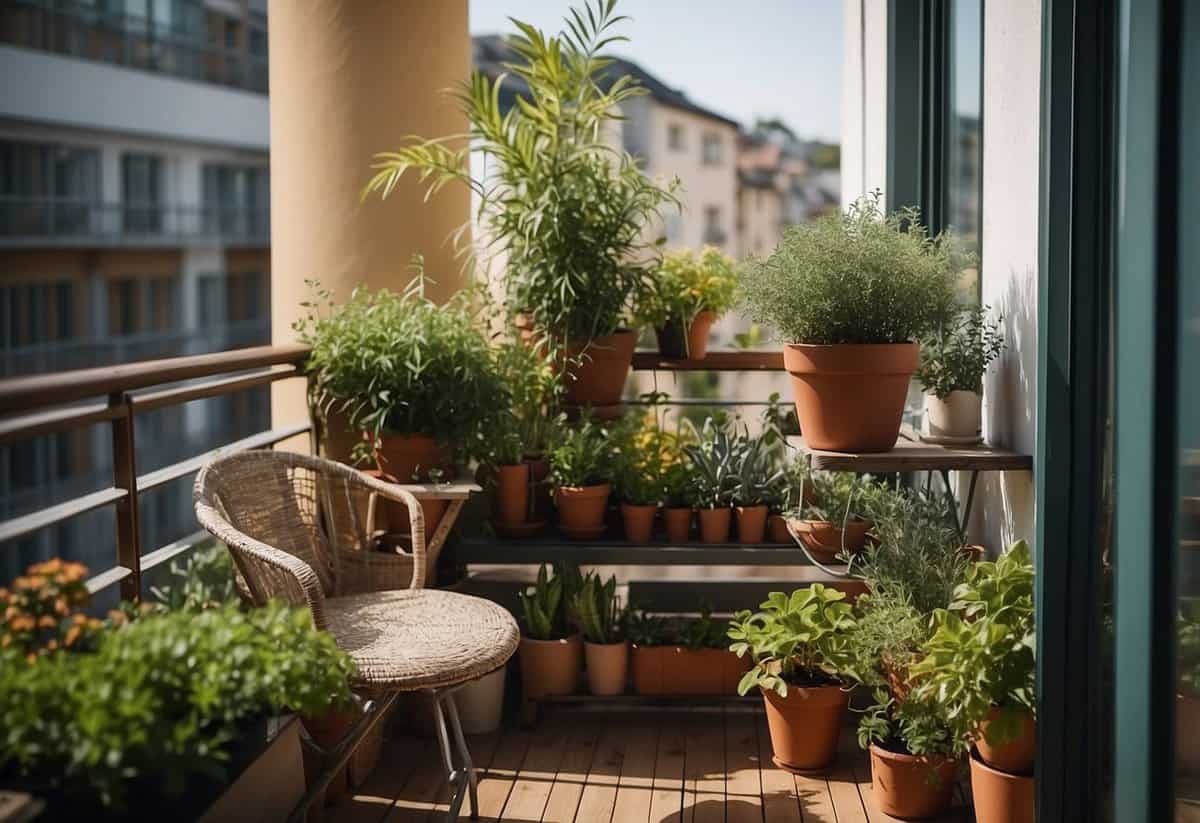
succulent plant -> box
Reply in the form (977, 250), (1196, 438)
(571, 572), (625, 645)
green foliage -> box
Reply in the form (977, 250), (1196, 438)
(609, 411), (686, 505)
(479, 335), (563, 467)
(1180, 600), (1200, 696)
(682, 417), (743, 508)
(678, 604), (728, 650)
(727, 585), (857, 697)
(295, 274), (505, 461)
(549, 418), (612, 488)
(796, 470), (877, 524)
(635, 246), (738, 329)
(518, 563), (565, 640)
(731, 433), (785, 506)
(0, 559), (101, 658)
(843, 589), (931, 693)
(856, 689), (957, 757)
(909, 540), (1035, 754)
(364, 0), (678, 341)
(0, 601), (354, 813)
(626, 609), (669, 646)
(570, 572), (626, 644)
(916, 305), (1006, 398)
(149, 544), (239, 612)
(737, 191), (961, 344)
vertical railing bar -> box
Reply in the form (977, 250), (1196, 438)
(110, 392), (142, 601)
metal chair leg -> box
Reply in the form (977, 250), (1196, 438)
(443, 693), (478, 819)
(431, 690), (477, 822)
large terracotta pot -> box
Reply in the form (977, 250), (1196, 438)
(495, 463), (531, 525)
(655, 310), (717, 360)
(789, 518), (872, 563)
(1180, 693), (1200, 775)
(735, 504), (769, 544)
(977, 707), (1035, 774)
(518, 634), (582, 699)
(563, 330), (637, 407)
(869, 744), (958, 819)
(663, 507), (693, 543)
(524, 453), (552, 519)
(783, 343), (919, 452)
(584, 640), (629, 696)
(621, 503), (657, 543)
(362, 468), (448, 539)
(923, 390), (983, 441)
(555, 483), (611, 539)
(633, 647), (744, 695)
(761, 684), (849, 772)
(698, 506), (732, 544)
(969, 747), (1034, 823)
(768, 513), (792, 544)
(375, 433), (450, 481)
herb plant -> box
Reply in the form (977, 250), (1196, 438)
(609, 413), (681, 505)
(732, 434), (785, 506)
(857, 689), (957, 758)
(843, 588), (932, 697)
(549, 418), (612, 488)
(571, 572), (626, 644)
(727, 585), (857, 697)
(683, 418), (743, 508)
(635, 246), (738, 329)
(915, 305), (1006, 398)
(479, 335), (562, 468)
(796, 470), (876, 524)
(679, 604), (729, 650)
(364, 0), (678, 342)
(738, 191), (960, 344)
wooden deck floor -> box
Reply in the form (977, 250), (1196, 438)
(329, 707), (974, 823)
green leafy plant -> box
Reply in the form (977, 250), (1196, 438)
(0, 601), (354, 813)
(364, 0), (678, 342)
(679, 604), (729, 650)
(609, 412), (681, 505)
(683, 417), (743, 508)
(518, 563), (566, 640)
(549, 418), (612, 488)
(843, 588), (931, 696)
(149, 544), (239, 612)
(479, 335), (563, 468)
(570, 572), (626, 644)
(915, 305), (1006, 398)
(738, 191), (961, 344)
(857, 689), (957, 758)
(626, 609), (669, 647)
(908, 540), (1035, 753)
(731, 433), (785, 507)
(795, 470), (878, 524)
(635, 246), (738, 329)
(295, 273), (506, 462)
(727, 585), (857, 697)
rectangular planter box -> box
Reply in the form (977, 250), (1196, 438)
(631, 645), (750, 696)
(201, 717), (305, 823)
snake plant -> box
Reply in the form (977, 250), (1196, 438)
(571, 572), (625, 645)
(518, 563), (564, 640)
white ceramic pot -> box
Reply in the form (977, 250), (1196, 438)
(923, 390), (982, 440)
(453, 666), (507, 734)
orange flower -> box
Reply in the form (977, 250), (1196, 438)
(64, 626), (81, 647)
(9, 616), (35, 632)
(37, 615), (56, 629)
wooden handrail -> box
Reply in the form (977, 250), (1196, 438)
(0, 343), (310, 415)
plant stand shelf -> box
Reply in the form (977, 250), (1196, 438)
(373, 476), (481, 572)
(457, 535), (843, 567)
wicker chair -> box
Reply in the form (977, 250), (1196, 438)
(193, 450), (518, 821)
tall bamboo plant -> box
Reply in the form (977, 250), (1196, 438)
(363, 0), (678, 343)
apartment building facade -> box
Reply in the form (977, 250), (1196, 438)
(0, 0), (271, 581)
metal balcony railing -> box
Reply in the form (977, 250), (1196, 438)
(0, 197), (270, 247)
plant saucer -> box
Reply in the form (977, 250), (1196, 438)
(918, 432), (984, 446)
(492, 519), (546, 539)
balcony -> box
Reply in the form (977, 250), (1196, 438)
(0, 196), (270, 248)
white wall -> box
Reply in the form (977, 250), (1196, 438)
(841, 0), (889, 206)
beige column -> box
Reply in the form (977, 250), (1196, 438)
(268, 0), (472, 446)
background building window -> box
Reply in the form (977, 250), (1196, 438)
(701, 133), (723, 165)
(702, 205), (726, 245)
(121, 153), (163, 234)
(667, 122), (685, 151)
(0, 140), (99, 237)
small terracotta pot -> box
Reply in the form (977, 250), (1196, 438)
(924, 390), (983, 440)
(495, 463), (531, 525)
(969, 747), (1034, 823)
(869, 744), (958, 819)
(656, 310), (718, 360)
(621, 502), (657, 543)
(697, 506), (732, 544)
(563, 330), (637, 407)
(1180, 693), (1200, 775)
(761, 684), (850, 772)
(768, 513), (792, 544)
(374, 433), (450, 481)
(790, 518), (871, 563)
(977, 707), (1035, 774)
(518, 634), (582, 699)
(735, 504), (769, 544)
(783, 342), (919, 452)
(584, 640), (629, 696)
(555, 483), (611, 538)
(663, 506), (693, 543)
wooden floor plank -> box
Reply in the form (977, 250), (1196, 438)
(385, 729), (502, 823)
(540, 714), (602, 823)
(826, 728), (871, 823)
(753, 707), (802, 823)
(683, 710), (726, 823)
(474, 728), (534, 822)
(646, 713), (688, 823)
(421, 732), (503, 822)
(333, 729), (432, 823)
(500, 714), (572, 823)
(724, 709), (765, 823)
(609, 714), (661, 823)
(572, 716), (629, 823)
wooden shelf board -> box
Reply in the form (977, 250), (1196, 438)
(631, 349), (784, 371)
(790, 429), (1033, 472)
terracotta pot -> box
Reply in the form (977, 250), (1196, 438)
(663, 506), (693, 543)
(302, 708), (356, 803)
(977, 707), (1036, 774)
(662, 647), (726, 695)
(761, 684), (850, 772)
(768, 513), (792, 544)
(697, 506), (732, 544)
(735, 504), (769, 544)
(1180, 693), (1200, 775)
(869, 744), (958, 819)
(655, 310), (717, 360)
(374, 433), (450, 481)
(631, 645), (665, 694)
(621, 502), (657, 543)
(924, 390), (983, 440)
(783, 342), (919, 452)
(524, 453), (552, 519)
(362, 468), (447, 539)
(969, 747), (1034, 823)
(555, 483), (611, 538)
(563, 330), (637, 407)
(518, 634), (582, 699)
(495, 463), (531, 525)
(790, 518), (872, 563)
(584, 640), (629, 696)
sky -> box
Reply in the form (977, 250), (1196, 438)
(468, 0), (844, 143)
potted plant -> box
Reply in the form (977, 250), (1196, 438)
(549, 419), (613, 539)
(788, 470), (876, 563)
(517, 564), (583, 702)
(731, 433), (784, 544)
(636, 246), (738, 359)
(610, 414), (669, 543)
(627, 610), (671, 695)
(915, 305), (1005, 444)
(684, 419), (741, 544)
(738, 191), (960, 452)
(909, 541), (1035, 823)
(365, 0), (678, 411)
(629, 606), (747, 696)
(571, 572), (629, 696)
(728, 585), (857, 772)
(857, 691), (959, 819)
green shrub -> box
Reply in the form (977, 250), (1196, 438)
(738, 191), (961, 345)
(795, 470), (878, 524)
(148, 544), (239, 612)
(856, 689), (957, 758)
(477, 334), (563, 468)
(678, 604), (729, 650)
(636, 246), (738, 329)
(549, 418), (612, 488)
(915, 305), (1006, 398)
